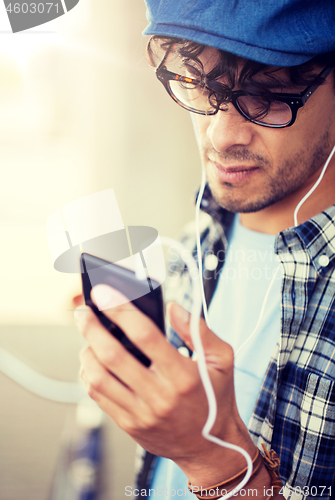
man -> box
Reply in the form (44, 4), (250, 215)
(76, 1), (335, 498)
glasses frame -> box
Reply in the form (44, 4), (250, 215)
(156, 54), (333, 128)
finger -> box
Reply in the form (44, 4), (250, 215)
(75, 306), (157, 392)
(80, 345), (137, 412)
(72, 293), (84, 308)
(79, 375), (141, 437)
(167, 302), (194, 350)
(90, 284), (186, 376)
(83, 388), (155, 444)
(80, 346), (166, 439)
(169, 302), (234, 370)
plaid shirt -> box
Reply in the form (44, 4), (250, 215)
(135, 185), (335, 500)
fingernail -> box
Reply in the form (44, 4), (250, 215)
(172, 303), (190, 324)
(91, 285), (125, 311)
(74, 307), (89, 329)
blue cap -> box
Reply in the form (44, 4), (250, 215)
(143, 0), (335, 67)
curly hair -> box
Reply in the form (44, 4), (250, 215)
(147, 36), (335, 116)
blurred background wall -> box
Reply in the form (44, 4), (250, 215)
(0, 1), (201, 499)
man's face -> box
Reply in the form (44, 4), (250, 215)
(193, 48), (335, 214)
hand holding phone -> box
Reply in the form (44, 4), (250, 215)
(80, 253), (165, 367)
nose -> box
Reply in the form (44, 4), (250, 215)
(207, 105), (254, 153)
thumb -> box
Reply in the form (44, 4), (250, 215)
(169, 303), (232, 365)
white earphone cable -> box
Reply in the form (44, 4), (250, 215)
(195, 167), (211, 327)
(293, 144), (335, 226)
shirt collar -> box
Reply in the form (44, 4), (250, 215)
(198, 184), (335, 277)
(285, 205), (335, 276)
(197, 183), (233, 227)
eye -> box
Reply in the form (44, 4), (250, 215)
(237, 95), (269, 120)
(236, 95), (292, 126)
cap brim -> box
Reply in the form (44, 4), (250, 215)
(143, 23), (314, 67)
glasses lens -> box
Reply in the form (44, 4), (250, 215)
(169, 79), (214, 113)
(237, 95), (292, 126)
(163, 52), (215, 113)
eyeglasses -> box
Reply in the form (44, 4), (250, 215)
(156, 52), (333, 128)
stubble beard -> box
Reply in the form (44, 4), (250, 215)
(203, 132), (331, 214)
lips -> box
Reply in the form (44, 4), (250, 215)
(210, 160), (259, 183)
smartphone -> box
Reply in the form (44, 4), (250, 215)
(80, 252), (165, 367)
